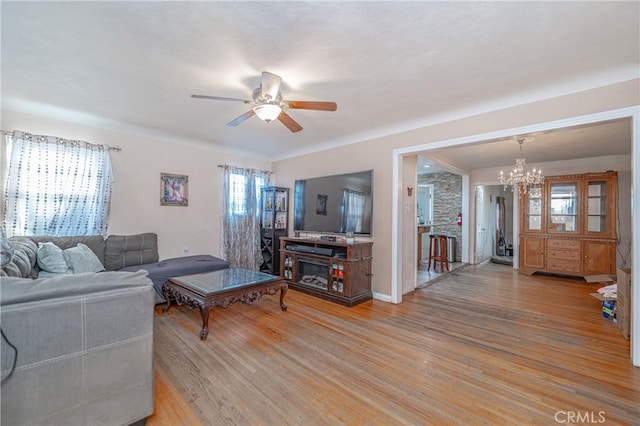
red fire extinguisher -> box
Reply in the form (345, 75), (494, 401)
(457, 212), (462, 226)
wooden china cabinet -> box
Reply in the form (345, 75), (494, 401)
(519, 171), (617, 277)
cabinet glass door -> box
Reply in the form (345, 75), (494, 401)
(586, 181), (608, 234)
(274, 189), (287, 212)
(274, 189), (288, 229)
(262, 189), (274, 211)
(587, 182), (607, 232)
(525, 189), (543, 231)
(549, 182), (579, 233)
(261, 188), (274, 229)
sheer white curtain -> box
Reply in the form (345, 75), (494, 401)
(220, 165), (270, 269)
(3, 131), (113, 237)
(341, 189), (365, 233)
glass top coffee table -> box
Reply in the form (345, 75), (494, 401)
(162, 268), (288, 340)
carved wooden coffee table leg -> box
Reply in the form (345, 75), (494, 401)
(279, 284), (288, 311)
(162, 285), (172, 313)
(199, 306), (210, 341)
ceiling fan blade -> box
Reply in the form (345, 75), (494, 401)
(278, 111), (303, 133)
(191, 94), (251, 103)
(286, 100), (337, 111)
(260, 71), (282, 101)
(226, 110), (256, 127)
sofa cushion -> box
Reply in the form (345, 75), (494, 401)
(1, 237), (38, 278)
(37, 269), (72, 278)
(63, 243), (106, 274)
(0, 270), (153, 306)
(37, 242), (69, 273)
(28, 235), (106, 268)
(105, 233), (159, 271)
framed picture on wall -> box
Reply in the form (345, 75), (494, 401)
(160, 173), (188, 206)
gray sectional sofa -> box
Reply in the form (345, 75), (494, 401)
(0, 232), (229, 425)
(1, 232), (230, 303)
(1, 270), (155, 426)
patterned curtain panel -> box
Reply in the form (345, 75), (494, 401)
(220, 166), (270, 269)
(3, 131), (113, 237)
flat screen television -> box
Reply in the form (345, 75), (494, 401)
(293, 170), (373, 236)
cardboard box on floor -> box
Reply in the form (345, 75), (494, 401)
(616, 268), (631, 339)
(584, 274), (615, 284)
(589, 293), (617, 302)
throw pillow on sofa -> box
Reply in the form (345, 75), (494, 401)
(37, 242), (106, 276)
(1, 237), (38, 278)
(37, 242), (68, 273)
(0, 228), (14, 267)
(63, 243), (105, 274)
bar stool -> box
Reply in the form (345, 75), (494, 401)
(427, 235), (450, 272)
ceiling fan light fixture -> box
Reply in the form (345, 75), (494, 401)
(253, 104), (282, 122)
(191, 70), (336, 132)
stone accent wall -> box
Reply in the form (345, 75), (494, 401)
(418, 172), (462, 262)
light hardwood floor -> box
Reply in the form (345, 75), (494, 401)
(417, 260), (466, 287)
(148, 263), (639, 425)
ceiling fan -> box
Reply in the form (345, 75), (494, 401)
(191, 71), (337, 133)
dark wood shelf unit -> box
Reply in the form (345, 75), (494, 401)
(260, 187), (289, 275)
(280, 237), (373, 307)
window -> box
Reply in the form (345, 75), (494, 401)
(227, 172), (268, 216)
(220, 166), (271, 270)
(3, 131), (113, 237)
(228, 172), (248, 215)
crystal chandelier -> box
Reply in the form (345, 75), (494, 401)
(498, 138), (544, 196)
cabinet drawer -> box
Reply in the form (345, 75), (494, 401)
(546, 239), (581, 250)
(546, 249), (581, 261)
(546, 258), (582, 273)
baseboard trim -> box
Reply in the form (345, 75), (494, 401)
(372, 292), (393, 303)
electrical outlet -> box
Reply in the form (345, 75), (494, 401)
(183, 245), (189, 255)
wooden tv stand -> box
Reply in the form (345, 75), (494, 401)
(280, 237), (373, 307)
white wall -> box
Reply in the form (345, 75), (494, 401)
(402, 155), (417, 295)
(1, 109), (272, 260)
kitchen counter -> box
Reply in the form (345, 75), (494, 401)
(417, 225), (430, 262)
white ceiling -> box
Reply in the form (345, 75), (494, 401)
(1, 2), (638, 162)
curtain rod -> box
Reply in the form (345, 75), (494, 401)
(217, 164), (272, 174)
(1, 130), (122, 151)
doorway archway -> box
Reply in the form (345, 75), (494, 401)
(391, 106), (640, 366)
